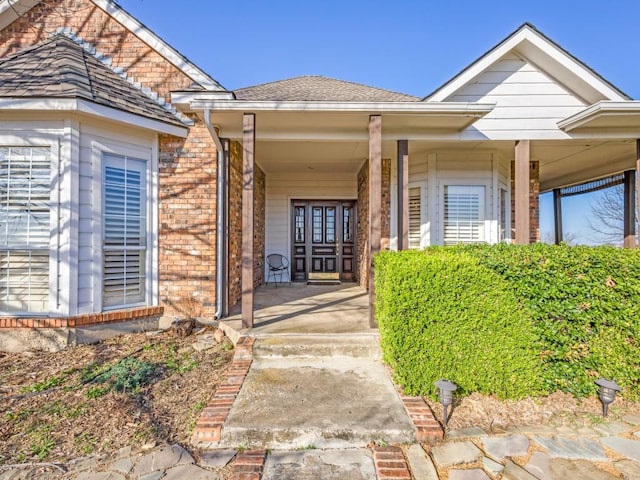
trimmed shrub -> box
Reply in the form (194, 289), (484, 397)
(375, 249), (544, 399)
(375, 244), (640, 401)
(463, 243), (640, 399)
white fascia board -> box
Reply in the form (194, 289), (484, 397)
(90, 0), (226, 92)
(558, 101), (640, 131)
(427, 25), (627, 103)
(189, 99), (496, 116)
(0, 0), (39, 30)
(0, 98), (188, 137)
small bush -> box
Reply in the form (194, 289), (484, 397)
(375, 249), (544, 399)
(93, 357), (156, 394)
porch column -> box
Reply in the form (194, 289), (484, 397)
(397, 139), (409, 250)
(624, 168), (636, 249)
(242, 113), (255, 328)
(514, 140), (531, 245)
(553, 188), (563, 245)
(369, 115), (382, 327)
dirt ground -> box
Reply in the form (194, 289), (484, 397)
(426, 390), (640, 432)
(0, 327), (233, 465)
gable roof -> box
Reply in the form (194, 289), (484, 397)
(424, 23), (631, 104)
(0, 34), (185, 126)
(0, 0), (227, 92)
(234, 75), (420, 102)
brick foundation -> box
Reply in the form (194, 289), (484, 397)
(0, 306), (163, 329)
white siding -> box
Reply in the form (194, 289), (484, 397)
(265, 171), (357, 279)
(447, 54), (587, 139)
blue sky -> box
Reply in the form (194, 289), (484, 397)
(119, 0), (640, 243)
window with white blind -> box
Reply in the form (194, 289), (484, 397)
(0, 146), (51, 313)
(408, 186), (422, 249)
(443, 185), (486, 245)
(103, 154), (147, 308)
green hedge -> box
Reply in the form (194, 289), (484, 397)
(375, 248), (544, 399)
(375, 244), (640, 400)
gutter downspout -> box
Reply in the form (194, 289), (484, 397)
(204, 108), (227, 320)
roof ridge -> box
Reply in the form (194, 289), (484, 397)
(234, 74), (419, 100)
(48, 29), (192, 125)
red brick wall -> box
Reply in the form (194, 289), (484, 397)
(158, 117), (217, 319)
(0, 0), (222, 319)
(511, 160), (540, 243)
(357, 159), (391, 288)
(0, 0), (195, 100)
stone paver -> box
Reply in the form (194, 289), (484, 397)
(502, 460), (539, 480)
(132, 445), (194, 476)
(199, 449), (237, 468)
(481, 434), (529, 461)
(138, 473), (164, 480)
(76, 473), (125, 480)
(447, 427), (488, 439)
(622, 414), (640, 426)
(262, 449), (376, 480)
(533, 436), (607, 461)
(482, 456), (505, 477)
(549, 458), (618, 479)
(448, 469), (491, 480)
(406, 444), (438, 480)
(601, 436), (640, 461)
(592, 421), (632, 436)
(615, 459), (640, 480)
(108, 457), (134, 475)
(523, 451), (551, 480)
(162, 464), (221, 480)
(431, 441), (482, 468)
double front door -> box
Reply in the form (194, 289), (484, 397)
(291, 200), (357, 282)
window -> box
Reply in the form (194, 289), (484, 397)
(409, 187), (422, 249)
(499, 187), (508, 242)
(443, 185), (485, 245)
(0, 147), (51, 313)
(103, 154), (147, 308)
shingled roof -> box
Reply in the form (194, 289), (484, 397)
(234, 75), (420, 102)
(0, 34), (185, 126)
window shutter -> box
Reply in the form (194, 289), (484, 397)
(103, 155), (147, 308)
(443, 185), (485, 245)
(0, 147), (50, 313)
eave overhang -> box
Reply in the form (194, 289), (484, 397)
(558, 101), (640, 132)
(0, 98), (189, 137)
(172, 94), (495, 141)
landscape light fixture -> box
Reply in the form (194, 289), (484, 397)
(595, 378), (620, 417)
(435, 379), (457, 427)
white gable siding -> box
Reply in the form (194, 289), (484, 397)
(265, 171), (357, 280)
(447, 54), (588, 140)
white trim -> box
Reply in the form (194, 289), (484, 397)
(426, 24), (627, 103)
(150, 135), (159, 306)
(0, 0), (39, 30)
(558, 101), (640, 131)
(189, 98), (496, 115)
(426, 153), (437, 246)
(0, 98), (189, 137)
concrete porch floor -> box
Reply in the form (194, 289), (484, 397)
(219, 283), (372, 336)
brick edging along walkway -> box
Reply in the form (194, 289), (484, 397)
(229, 449), (267, 480)
(400, 394), (444, 444)
(191, 336), (255, 444)
(373, 446), (412, 480)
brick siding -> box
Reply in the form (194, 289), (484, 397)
(357, 159), (391, 288)
(0, 306), (163, 328)
(511, 160), (540, 243)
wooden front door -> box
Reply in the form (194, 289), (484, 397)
(291, 200), (356, 282)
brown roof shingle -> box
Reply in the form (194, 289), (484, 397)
(234, 75), (419, 102)
(0, 34), (185, 126)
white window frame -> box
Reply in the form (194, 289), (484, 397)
(408, 182), (428, 249)
(0, 136), (59, 316)
(438, 180), (491, 245)
(91, 140), (154, 311)
(498, 183), (511, 242)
